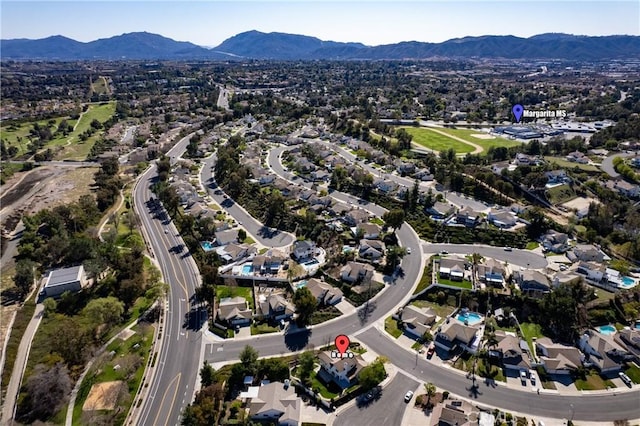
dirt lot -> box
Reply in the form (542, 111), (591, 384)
(1, 165), (99, 233)
(83, 380), (124, 411)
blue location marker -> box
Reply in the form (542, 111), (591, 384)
(512, 104), (524, 123)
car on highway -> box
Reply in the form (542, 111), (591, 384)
(403, 390), (414, 402)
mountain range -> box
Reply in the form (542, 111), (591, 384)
(2, 30), (639, 61)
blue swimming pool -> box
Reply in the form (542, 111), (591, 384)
(296, 280), (308, 289)
(457, 311), (484, 325)
(620, 276), (637, 289)
(242, 264), (253, 275)
(201, 241), (214, 252)
(597, 324), (617, 335)
(635, 322), (640, 330)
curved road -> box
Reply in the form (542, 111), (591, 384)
(200, 153), (295, 248)
(601, 152), (633, 178)
(424, 243), (548, 269)
(134, 135), (203, 426)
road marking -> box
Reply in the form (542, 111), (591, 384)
(153, 373), (181, 426)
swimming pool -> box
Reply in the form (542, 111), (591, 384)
(296, 280), (308, 289)
(620, 276), (637, 289)
(201, 241), (214, 252)
(242, 264), (253, 275)
(597, 324), (617, 335)
(635, 322), (640, 330)
(457, 311), (484, 326)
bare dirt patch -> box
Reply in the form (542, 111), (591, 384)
(27, 166), (99, 213)
(471, 134), (495, 140)
(83, 380), (125, 411)
(561, 196), (599, 212)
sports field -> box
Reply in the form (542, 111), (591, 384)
(401, 126), (520, 154)
(402, 126), (475, 154)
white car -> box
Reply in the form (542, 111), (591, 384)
(520, 370), (528, 385)
(407, 247), (412, 254)
(530, 370), (537, 385)
(403, 390), (414, 402)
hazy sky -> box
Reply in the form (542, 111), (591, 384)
(2, 1), (638, 46)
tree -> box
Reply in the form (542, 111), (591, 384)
(424, 382), (436, 407)
(239, 345), (259, 375)
(17, 362), (72, 422)
(292, 287), (317, 326)
(237, 228), (247, 243)
(385, 245), (407, 273)
(43, 298), (57, 318)
(358, 358), (386, 390)
(258, 358), (290, 382)
(297, 351), (315, 386)
(14, 259), (36, 298)
(82, 296), (125, 333)
(382, 209), (405, 231)
(200, 361), (217, 388)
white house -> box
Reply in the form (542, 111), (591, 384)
(305, 278), (343, 306)
(217, 296), (252, 326)
(579, 330), (631, 374)
(317, 351), (367, 389)
(41, 265), (87, 299)
(291, 240), (317, 261)
(249, 381), (301, 426)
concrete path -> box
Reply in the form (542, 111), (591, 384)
(1, 303), (44, 426)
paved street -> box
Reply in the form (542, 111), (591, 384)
(423, 243), (548, 269)
(601, 152), (632, 178)
(200, 153), (296, 248)
(357, 328), (640, 422)
(134, 135), (203, 426)
(334, 372), (419, 426)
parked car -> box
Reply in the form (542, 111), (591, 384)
(619, 372), (632, 387)
(520, 370), (528, 385)
(529, 370), (537, 385)
(426, 343), (435, 358)
(504, 246), (513, 251)
(404, 390), (414, 402)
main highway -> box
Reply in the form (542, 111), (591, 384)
(133, 135), (203, 426)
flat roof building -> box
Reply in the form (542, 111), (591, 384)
(41, 265), (86, 299)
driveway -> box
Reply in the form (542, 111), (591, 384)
(334, 372), (419, 426)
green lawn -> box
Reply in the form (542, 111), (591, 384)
(413, 264), (433, 295)
(431, 127), (520, 151)
(545, 184), (576, 205)
(544, 156), (600, 172)
(526, 242), (540, 250)
(476, 357), (506, 382)
(91, 76), (110, 95)
(310, 370), (340, 399)
(216, 285), (254, 310)
(402, 126), (475, 154)
(385, 316), (402, 338)
(520, 322), (544, 354)
(437, 278), (473, 289)
(624, 363), (640, 383)
(411, 300), (456, 319)
(574, 370), (615, 391)
(251, 322), (279, 335)
(310, 306), (342, 325)
(0, 117), (71, 157)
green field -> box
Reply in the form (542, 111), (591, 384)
(1, 117), (73, 158)
(401, 126), (519, 155)
(91, 76), (110, 96)
(544, 156), (600, 172)
(402, 127), (474, 154)
(0, 102), (116, 161)
(433, 127), (520, 151)
(58, 102), (117, 160)
(216, 285), (254, 310)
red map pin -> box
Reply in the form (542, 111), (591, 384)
(335, 334), (350, 355)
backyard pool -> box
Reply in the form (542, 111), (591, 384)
(596, 324), (617, 335)
(201, 241), (214, 252)
(242, 264), (253, 275)
(635, 322), (640, 330)
(296, 280), (308, 289)
(456, 311), (484, 326)
(620, 276), (638, 289)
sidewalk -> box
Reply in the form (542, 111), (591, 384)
(1, 302), (44, 426)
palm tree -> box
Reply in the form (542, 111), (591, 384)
(424, 382), (436, 407)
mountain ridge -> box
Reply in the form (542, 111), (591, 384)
(2, 30), (639, 61)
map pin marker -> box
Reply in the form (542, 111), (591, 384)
(335, 334), (350, 355)
(512, 104), (524, 123)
